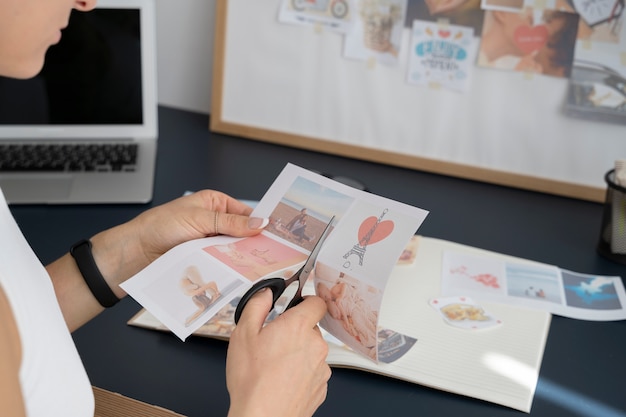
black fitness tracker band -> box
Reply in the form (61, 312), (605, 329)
(70, 239), (119, 308)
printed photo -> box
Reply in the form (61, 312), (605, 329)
(562, 270), (623, 310)
(477, 7), (580, 78)
(407, 20), (477, 92)
(192, 293), (295, 339)
(315, 262), (383, 360)
(376, 328), (418, 363)
(204, 234), (308, 281)
(265, 175), (354, 251)
(505, 263), (563, 304)
(319, 199), (422, 286)
(481, 0), (525, 12)
(141, 253), (244, 330)
(430, 296), (502, 329)
(343, 0), (408, 66)
(194, 297), (239, 339)
(278, 0), (355, 33)
(443, 252), (508, 296)
(405, 0), (486, 34)
(397, 235), (420, 265)
(556, 0), (624, 43)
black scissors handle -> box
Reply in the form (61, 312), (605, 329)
(234, 278), (286, 324)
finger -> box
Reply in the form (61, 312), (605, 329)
(215, 212), (269, 237)
(192, 190), (255, 216)
(226, 197), (256, 216)
(282, 295), (328, 327)
(235, 288), (274, 333)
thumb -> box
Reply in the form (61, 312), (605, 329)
(214, 212), (269, 237)
(235, 288), (274, 332)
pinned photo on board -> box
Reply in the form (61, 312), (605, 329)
(278, 0), (356, 33)
(480, 0), (525, 12)
(556, 0), (624, 43)
(343, 0), (408, 66)
(407, 20), (478, 92)
(405, 0), (485, 34)
(476, 7), (579, 78)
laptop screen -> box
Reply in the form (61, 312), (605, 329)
(0, 0), (157, 139)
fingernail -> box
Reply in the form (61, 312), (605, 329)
(248, 217), (269, 230)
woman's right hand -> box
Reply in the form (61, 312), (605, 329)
(226, 289), (331, 417)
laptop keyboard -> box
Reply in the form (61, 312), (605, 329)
(0, 143), (138, 172)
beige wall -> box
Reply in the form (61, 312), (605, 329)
(155, 1), (216, 113)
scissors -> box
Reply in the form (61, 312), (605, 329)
(234, 215), (335, 324)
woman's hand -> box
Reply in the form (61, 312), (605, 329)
(226, 290), (331, 417)
(48, 190), (267, 331)
(128, 190), (267, 266)
(91, 190), (268, 297)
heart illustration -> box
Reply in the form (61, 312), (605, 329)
(357, 216), (394, 245)
(513, 24), (548, 55)
(438, 29), (451, 38)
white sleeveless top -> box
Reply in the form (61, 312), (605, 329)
(0, 189), (94, 416)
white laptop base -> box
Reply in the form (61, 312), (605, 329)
(0, 139), (156, 204)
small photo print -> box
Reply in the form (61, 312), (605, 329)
(343, 0), (408, 66)
(481, 0), (525, 12)
(376, 328), (418, 363)
(204, 234), (308, 281)
(477, 7), (579, 78)
(405, 0), (486, 34)
(142, 254), (244, 329)
(562, 270), (623, 310)
(505, 262), (563, 304)
(194, 297), (240, 339)
(278, 0), (355, 33)
(322, 200), (419, 284)
(429, 296), (502, 329)
(396, 235), (420, 265)
(443, 251), (508, 296)
(315, 262), (383, 361)
(555, 0), (624, 43)
(407, 20), (477, 92)
(265, 175), (354, 251)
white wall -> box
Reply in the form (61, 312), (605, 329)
(155, 1), (216, 114)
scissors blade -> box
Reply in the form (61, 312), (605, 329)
(297, 215), (335, 284)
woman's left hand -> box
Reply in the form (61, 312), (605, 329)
(90, 190), (267, 298)
(131, 190), (266, 263)
(49, 190), (268, 331)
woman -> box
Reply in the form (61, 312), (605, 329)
(0, 1), (331, 416)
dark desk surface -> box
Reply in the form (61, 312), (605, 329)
(10, 106), (626, 416)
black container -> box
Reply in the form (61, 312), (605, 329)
(597, 169), (626, 265)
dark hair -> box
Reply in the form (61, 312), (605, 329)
(543, 10), (579, 77)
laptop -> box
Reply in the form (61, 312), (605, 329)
(0, 0), (158, 204)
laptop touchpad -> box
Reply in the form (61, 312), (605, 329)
(0, 176), (72, 203)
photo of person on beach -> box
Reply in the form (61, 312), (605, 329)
(265, 176), (355, 250)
